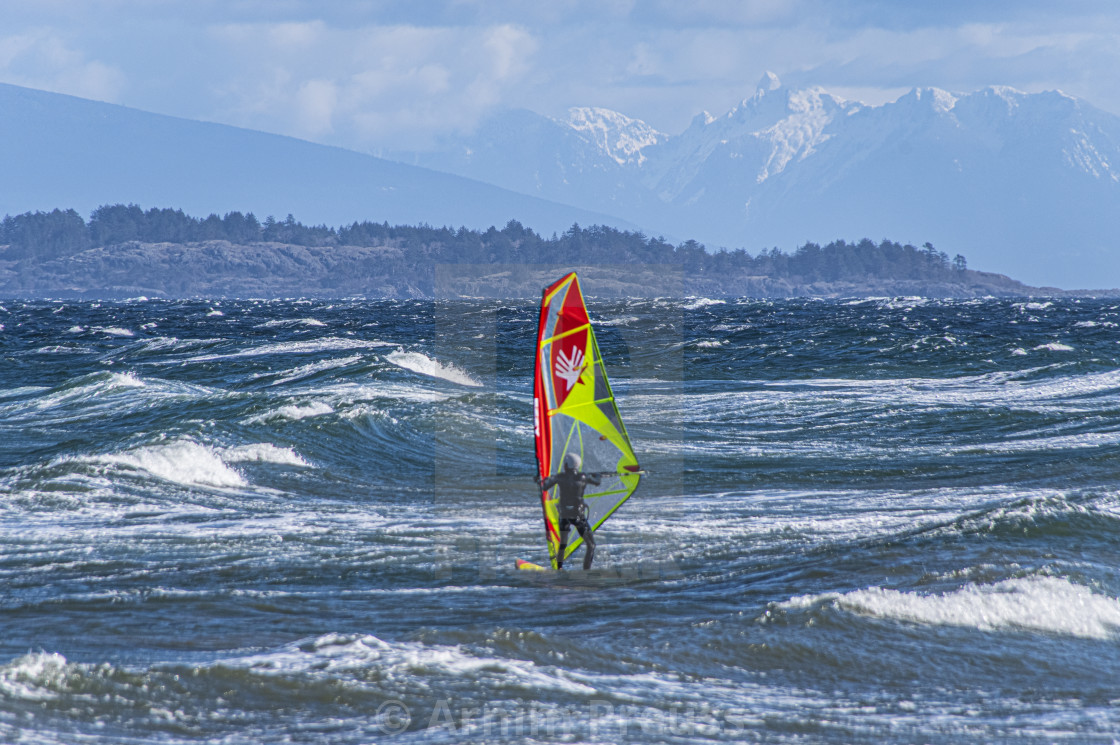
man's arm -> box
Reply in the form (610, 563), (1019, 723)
(583, 472), (601, 486)
(537, 473), (560, 491)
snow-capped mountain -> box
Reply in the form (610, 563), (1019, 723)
(564, 107), (665, 166)
(396, 74), (1120, 289)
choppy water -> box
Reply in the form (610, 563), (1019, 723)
(3, 296), (1120, 743)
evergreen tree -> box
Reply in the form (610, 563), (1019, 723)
(2, 209), (90, 259)
(89, 204), (144, 245)
(224, 212), (261, 243)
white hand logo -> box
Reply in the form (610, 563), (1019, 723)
(555, 346), (585, 391)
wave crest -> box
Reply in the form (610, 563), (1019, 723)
(781, 576), (1120, 639)
(387, 351), (482, 387)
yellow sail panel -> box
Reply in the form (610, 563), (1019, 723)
(534, 273), (640, 566)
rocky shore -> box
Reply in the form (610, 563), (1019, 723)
(0, 240), (1102, 299)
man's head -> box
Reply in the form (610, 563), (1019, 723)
(563, 453), (582, 472)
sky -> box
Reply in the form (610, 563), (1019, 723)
(2, 0), (1119, 153)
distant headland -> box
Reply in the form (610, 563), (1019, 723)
(0, 204), (1104, 299)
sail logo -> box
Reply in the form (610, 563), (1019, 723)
(555, 346), (586, 392)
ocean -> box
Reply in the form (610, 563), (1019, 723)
(2, 295), (1120, 743)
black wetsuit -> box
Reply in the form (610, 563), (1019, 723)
(539, 469), (601, 570)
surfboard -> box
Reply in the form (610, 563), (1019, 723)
(521, 272), (642, 571)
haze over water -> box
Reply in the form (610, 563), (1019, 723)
(3, 296), (1120, 743)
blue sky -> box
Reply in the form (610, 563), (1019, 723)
(2, 0), (1118, 151)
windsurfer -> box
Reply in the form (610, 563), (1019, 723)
(535, 453), (600, 570)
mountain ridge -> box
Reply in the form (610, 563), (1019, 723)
(394, 75), (1120, 289)
(0, 82), (640, 239)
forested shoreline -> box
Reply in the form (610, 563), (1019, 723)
(0, 204), (1080, 298)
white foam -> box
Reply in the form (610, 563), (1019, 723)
(267, 355), (364, 386)
(108, 371), (146, 389)
(339, 404), (398, 424)
(98, 326), (134, 337)
(258, 317), (328, 328)
(595, 316), (640, 326)
(682, 298), (726, 310)
(1, 372), (151, 424)
(96, 440), (246, 488)
(189, 337), (390, 362)
(136, 336), (188, 353)
(316, 381), (451, 404)
(245, 400), (335, 423)
(877, 297), (929, 310)
(783, 576), (1120, 639)
(387, 351), (482, 387)
(682, 366), (1120, 421)
(226, 633), (596, 696)
(696, 339), (726, 348)
(0, 652), (70, 701)
(1033, 342), (1074, 352)
(206, 308), (224, 317)
(0, 385), (47, 400)
(222, 443), (311, 467)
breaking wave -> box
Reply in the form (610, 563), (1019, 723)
(245, 400), (335, 423)
(91, 440), (246, 488)
(780, 576), (1120, 639)
(386, 350), (482, 387)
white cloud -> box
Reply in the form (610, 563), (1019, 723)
(0, 30), (124, 102)
(266, 19), (327, 47)
(206, 20), (536, 149)
(3, 2), (1120, 151)
(644, 0), (802, 26)
(483, 23), (533, 81)
(508, 9), (1120, 135)
(295, 78), (338, 136)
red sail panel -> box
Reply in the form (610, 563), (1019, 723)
(552, 276), (589, 339)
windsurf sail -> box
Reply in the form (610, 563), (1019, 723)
(533, 272), (641, 568)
